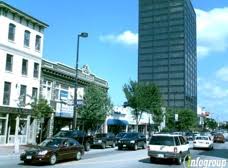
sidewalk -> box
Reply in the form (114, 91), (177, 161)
(0, 145), (30, 157)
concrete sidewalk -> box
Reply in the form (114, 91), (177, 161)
(0, 145), (30, 157)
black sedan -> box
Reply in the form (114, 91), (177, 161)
(117, 132), (146, 150)
(20, 137), (84, 165)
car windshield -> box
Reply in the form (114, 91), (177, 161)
(39, 139), (62, 148)
(96, 134), (106, 138)
(196, 137), (208, 140)
(123, 133), (138, 138)
(116, 132), (126, 138)
(55, 131), (73, 137)
(150, 136), (174, 146)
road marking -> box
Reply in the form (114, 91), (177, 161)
(59, 157), (147, 166)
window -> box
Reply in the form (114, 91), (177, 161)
(179, 136), (186, 145)
(3, 82), (11, 105)
(32, 87), (38, 100)
(20, 85), (27, 105)
(24, 30), (30, 47)
(5, 54), (13, 72)
(35, 35), (41, 51)
(174, 137), (180, 146)
(8, 23), (16, 41)
(33, 63), (39, 78)
(22, 59), (28, 75)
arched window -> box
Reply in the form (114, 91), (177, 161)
(24, 30), (30, 47)
(35, 35), (41, 51)
(8, 23), (16, 41)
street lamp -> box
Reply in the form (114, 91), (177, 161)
(72, 32), (88, 130)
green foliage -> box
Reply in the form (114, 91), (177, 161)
(30, 98), (53, 119)
(166, 108), (197, 131)
(123, 80), (163, 130)
(78, 84), (112, 132)
(204, 118), (218, 130)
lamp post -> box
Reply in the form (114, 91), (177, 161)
(73, 32), (88, 130)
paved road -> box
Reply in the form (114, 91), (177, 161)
(0, 142), (227, 168)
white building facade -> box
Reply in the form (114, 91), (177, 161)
(0, 1), (48, 145)
(103, 106), (166, 137)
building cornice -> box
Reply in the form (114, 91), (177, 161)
(0, 1), (48, 28)
(42, 59), (109, 89)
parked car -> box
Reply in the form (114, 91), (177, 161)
(214, 133), (225, 143)
(117, 132), (146, 150)
(185, 132), (194, 141)
(54, 130), (93, 151)
(147, 134), (190, 165)
(20, 137), (84, 165)
(193, 136), (213, 150)
(92, 133), (116, 149)
(115, 132), (127, 141)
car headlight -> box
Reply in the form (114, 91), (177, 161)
(38, 150), (48, 155)
(118, 140), (121, 143)
(98, 140), (102, 143)
(130, 140), (135, 143)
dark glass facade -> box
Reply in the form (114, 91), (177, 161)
(138, 0), (197, 112)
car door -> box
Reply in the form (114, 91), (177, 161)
(179, 136), (189, 156)
(57, 139), (71, 161)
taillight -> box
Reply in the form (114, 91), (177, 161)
(174, 147), (177, 153)
(147, 146), (150, 150)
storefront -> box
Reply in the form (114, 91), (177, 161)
(0, 107), (37, 145)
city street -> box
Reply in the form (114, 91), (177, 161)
(0, 142), (227, 168)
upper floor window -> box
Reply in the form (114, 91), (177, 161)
(24, 30), (30, 47)
(3, 82), (11, 105)
(8, 23), (16, 41)
(20, 85), (27, 106)
(35, 35), (41, 51)
(33, 63), (39, 78)
(32, 87), (38, 100)
(22, 59), (28, 76)
(5, 54), (13, 72)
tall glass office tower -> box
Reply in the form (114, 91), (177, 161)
(138, 0), (197, 112)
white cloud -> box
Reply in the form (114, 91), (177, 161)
(216, 66), (228, 81)
(196, 8), (228, 58)
(99, 31), (138, 45)
(198, 79), (228, 99)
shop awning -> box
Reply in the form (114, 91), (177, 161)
(107, 119), (128, 126)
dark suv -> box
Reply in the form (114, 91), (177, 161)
(117, 132), (146, 150)
(92, 133), (116, 149)
(54, 130), (93, 151)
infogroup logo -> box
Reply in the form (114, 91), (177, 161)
(184, 156), (227, 168)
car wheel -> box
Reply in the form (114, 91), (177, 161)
(176, 156), (182, 165)
(84, 142), (90, 151)
(101, 143), (105, 149)
(133, 143), (138, 150)
(112, 142), (116, 148)
(24, 160), (30, 165)
(150, 157), (155, 163)
(49, 154), (57, 165)
(75, 151), (82, 160)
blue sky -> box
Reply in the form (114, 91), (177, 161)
(3, 0), (228, 121)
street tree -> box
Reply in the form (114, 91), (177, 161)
(123, 80), (163, 132)
(78, 84), (112, 132)
(30, 98), (53, 119)
(204, 118), (218, 130)
(30, 98), (54, 142)
(165, 108), (197, 131)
